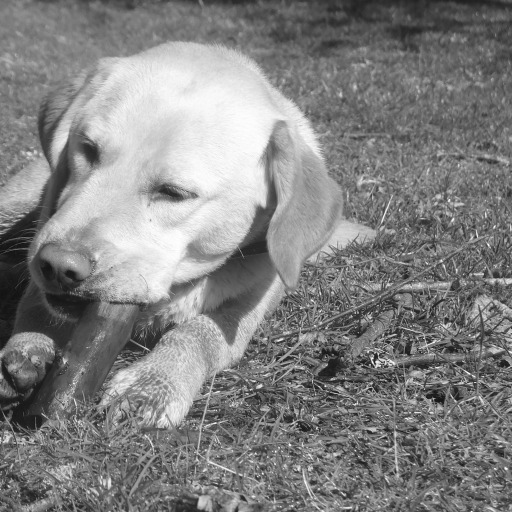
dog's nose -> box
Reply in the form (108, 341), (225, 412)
(37, 244), (93, 290)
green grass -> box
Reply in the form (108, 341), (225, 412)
(1, 0), (512, 510)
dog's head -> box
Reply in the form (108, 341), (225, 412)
(29, 43), (342, 319)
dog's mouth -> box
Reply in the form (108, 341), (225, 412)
(44, 293), (148, 320)
(44, 293), (94, 320)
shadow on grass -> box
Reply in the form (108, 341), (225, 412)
(194, 0), (512, 55)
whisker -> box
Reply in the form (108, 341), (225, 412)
(0, 234), (35, 242)
(139, 274), (150, 302)
(0, 243), (31, 251)
(0, 248), (30, 257)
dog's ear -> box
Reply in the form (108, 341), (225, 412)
(36, 70), (93, 221)
(38, 58), (117, 170)
(37, 60), (116, 220)
(38, 71), (89, 170)
(266, 121), (343, 289)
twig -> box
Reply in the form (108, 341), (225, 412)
(350, 294), (412, 358)
(395, 345), (506, 368)
(21, 494), (61, 512)
(363, 276), (512, 293)
(342, 132), (391, 139)
(351, 309), (394, 358)
(271, 332), (318, 368)
(437, 151), (511, 166)
(276, 236), (489, 340)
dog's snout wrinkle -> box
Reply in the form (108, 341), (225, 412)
(37, 243), (93, 291)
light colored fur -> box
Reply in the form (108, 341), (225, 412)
(0, 42), (374, 427)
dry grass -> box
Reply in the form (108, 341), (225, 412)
(1, 0), (512, 510)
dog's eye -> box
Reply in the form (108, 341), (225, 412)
(156, 184), (197, 202)
(80, 140), (100, 166)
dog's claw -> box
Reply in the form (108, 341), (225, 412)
(0, 371), (19, 406)
(101, 367), (192, 429)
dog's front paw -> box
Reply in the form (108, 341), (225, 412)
(100, 366), (194, 429)
(0, 333), (55, 409)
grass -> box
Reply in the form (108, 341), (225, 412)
(1, 0), (512, 510)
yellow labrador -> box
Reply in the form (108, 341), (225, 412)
(0, 42), (374, 427)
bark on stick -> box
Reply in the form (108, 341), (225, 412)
(17, 302), (139, 427)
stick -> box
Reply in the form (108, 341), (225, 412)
(21, 494), (60, 512)
(350, 294), (412, 358)
(16, 302), (139, 427)
(351, 309), (394, 358)
(395, 345), (505, 368)
(275, 236), (489, 341)
(342, 132), (391, 139)
(437, 151), (511, 166)
(363, 277), (512, 294)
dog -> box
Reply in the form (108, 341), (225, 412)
(0, 42), (374, 427)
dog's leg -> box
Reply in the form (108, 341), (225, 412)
(0, 281), (71, 407)
(100, 219), (376, 428)
(102, 275), (284, 428)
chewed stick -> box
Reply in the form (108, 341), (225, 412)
(17, 302), (139, 427)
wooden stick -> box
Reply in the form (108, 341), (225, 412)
(21, 494), (61, 512)
(395, 345), (506, 368)
(351, 309), (394, 358)
(437, 151), (511, 166)
(363, 277), (512, 294)
(350, 294), (412, 358)
(273, 236), (489, 341)
(16, 302), (139, 427)
(342, 132), (391, 139)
